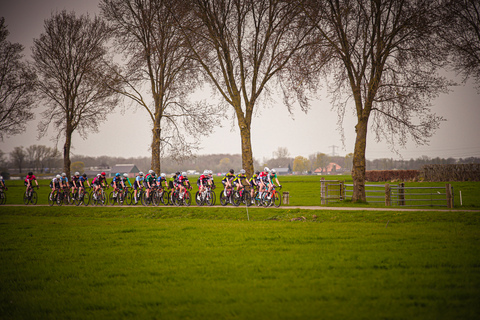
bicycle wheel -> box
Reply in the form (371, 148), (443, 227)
(220, 190), (228, 206)
(195, 191), (203, 206)
(244, 192), (252, 207)
(232, 191), (241, 207)
(83, 191), (90, 206)
(48, 191), (55, 206)
(98, 190), (106, 206)
(57, 192), (64, 206)
(184, 190), (192, 207)
(23, 191), (30, 205)
(262, 192), (273, 207)
(109, 192), (117, 205)
(273, 191), (282, 208)
(205, 191), (214, 206)
(68, 192), (76, 205)
(141, 191), (147, 206)
(0, 191), (5, 205)
(124, 190), (132, 205)
(254, 192), (262, 206)
(75, 191), (83, 206)
(161, 190), (169, 205)
(30, 190), (38, 205)
(173, 191), (182, 206)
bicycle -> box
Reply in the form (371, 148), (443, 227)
(195, 185), (216, 206)
(172, 186), (192, 206)
(23, 185), (38, 205)
(152, 186), (168, 206)
(132, 187), (145, 205)
(92, 186), (108, 206)
(262, 185), (282, 208)
(75, 187), (90, 206)
(220, 187), (240, 206)
(109, 187), (126, 206)
(0, 187), (7, 205)
(234, 186), (252, 207)
(48, 189), (63, 206)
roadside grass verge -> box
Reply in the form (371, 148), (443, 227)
(1, 206), (479, 319)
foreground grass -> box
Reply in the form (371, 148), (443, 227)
(1, 206), (479, 319)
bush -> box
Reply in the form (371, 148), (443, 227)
(422, 164), (480, 181)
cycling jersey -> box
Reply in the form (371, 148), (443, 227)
(24, 175), (36, 186)
(122, 177), (132, 187)
(259, 171), (268, 182)
(222, 173), (235, 183)
(111, 176), (123, 188)
(92, 175), (106, 186)
(268, 173), (278, 184)
(157, 176), (166, 186)
(249, 174), (258, 187)
(79, 176), (88, 187)
(233, 174), (247, 185)
(178, 175), (190, 187)
(197, 174), (209, 186)
(70, 175), (79, 187)
(144, 174), (155, 187)
(49, 177), (61, 188)
(133, 176), (144, 189)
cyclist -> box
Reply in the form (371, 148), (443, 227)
(157, 173), (167, 190)
(267, 169), (282, 193)
(249, 171), (260, 203)
(70, 172), (80, 196)
(122, 173), (132, 189)
(111, 173), (125, 199)
(79, 173), (90, 192)
(133, 172), (144, 204)
(144, 170), (156, 201)
(92, 172), (108, 197)
(24, 171), (39, 194)
(0, 175), (6, 191)
(233, 169), (247, 193)
(197, 170), (210, 195)
(177, 172), (191, 198)
(49, 174), (62, 199)
(222, 169), (235, 196)
(258, 167), (270, 198)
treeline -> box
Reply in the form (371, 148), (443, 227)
(4, 145), (480, 177)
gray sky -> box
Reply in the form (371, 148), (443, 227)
(1, 0), (479, 162)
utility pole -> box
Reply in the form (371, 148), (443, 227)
(329, 145), (338, 157)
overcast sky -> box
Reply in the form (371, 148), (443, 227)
(1, 0), (479, 163)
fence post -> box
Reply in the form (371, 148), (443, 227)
(398, 182), (405, 206)
(446, 184), (453, 208)
(283, 192), (290, 205)
(385, 183), (391, 206)
(320, 178), (326, 205)
(340, 181), (345, 200)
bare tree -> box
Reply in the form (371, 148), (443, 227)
(32, 11), (119, 178)
(0, 17), (36, 141)
(10, 146), (26, 173)
(177, 0), (318, 176)
(26, 144), (60, 173)
(439, 0), (480, 90)
(101, 0), (218, 173)
(303, 0), (451, 201)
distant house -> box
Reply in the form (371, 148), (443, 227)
(109, 164), (140, 178)
(272, 167), (291, 175)
(314, 163), (342, 175)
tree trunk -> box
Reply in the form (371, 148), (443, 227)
(150, 126), (161, 174)
(352, 117), (368, 202)
(63, 130), (72, 178)
(239, 123), (254, 177)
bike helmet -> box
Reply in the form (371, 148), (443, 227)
(123, 173), (128, 178)
(271, 169), (276, 173)
(148, 170), (154, 174)
(264, 167), (270, 172)
(101, 172), (106, 176)
(0, 176), (3, 180)
(161, 173), (166, 178)
(182, 172), (187, 176)
(116, 173), (120, 177)
(240, 169), (246, 174)
(62, 172), (66, 177)
(56, 174), (61, 179)
(139, 172), (144, 176)
(75, 172), (80, 176)
(203, 170), (208, 175)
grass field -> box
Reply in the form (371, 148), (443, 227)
(2, 175), (480, 208)
(1, 206), (480, 319)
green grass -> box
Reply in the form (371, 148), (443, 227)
(1, 206), (480, 319)
(3, 175), (480, 208)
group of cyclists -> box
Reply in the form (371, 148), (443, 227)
(1, 166), (282, 205)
